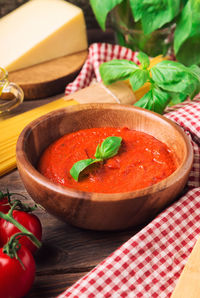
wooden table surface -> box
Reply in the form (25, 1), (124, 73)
(0, 95), (146, 298)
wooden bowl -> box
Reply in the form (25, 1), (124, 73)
(16, 103), (193, 231)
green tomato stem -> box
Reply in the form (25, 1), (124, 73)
(0, 189), (37, 211)
(3, 233), (31, 269)
(0, 206), (41, 249)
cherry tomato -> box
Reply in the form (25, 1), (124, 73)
(0, 196), (10, 214)
(0, 244), (35, 298)
(0, 210), (42, 253)
(0, 196), (10, 247)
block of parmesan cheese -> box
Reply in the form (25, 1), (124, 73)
(0, 0), (88, 72)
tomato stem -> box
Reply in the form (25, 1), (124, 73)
(0, 189), (10, 200)
(0, 204), (41, 249)
(3, 233), (30, 269)
(0, 189), (37, 212)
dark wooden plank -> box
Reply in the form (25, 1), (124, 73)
(0, 169), (142, 297)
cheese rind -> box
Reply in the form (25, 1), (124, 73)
(0, 0), (88, 72)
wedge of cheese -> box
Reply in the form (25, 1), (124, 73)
(0, 0), (88, 72)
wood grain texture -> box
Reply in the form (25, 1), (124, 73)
(171, 237), (200, 298)
(0, 170), (140, 297)
(8, 50), (88, 100)
(16, 103), (193, 231)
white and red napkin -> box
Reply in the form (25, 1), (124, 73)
(60, 43), (200, 298)
(65, 43), (139, 96)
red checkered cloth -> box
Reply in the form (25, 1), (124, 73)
(65, 43), (139, 95)
(60, 44), (200, 297)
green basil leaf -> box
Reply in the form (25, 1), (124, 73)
(151, 60), (187, 83)
(95, 136), (122, 160)
(89, 0), (123, 31)
(129, 69), (149, 91)
(100, 59), (139, 85)
(151, 61), (188, 89)
(176, 36), (200, 66)
(137, 52), (150, 69)
(151, 88), (170, 114)
(134, 91), (151, 110)
(94, 144), (101, 160)
(70, 136), (122, 181)
(167, 92), (188, 106)
(70, 158), (100, 182)
(189, 64), (200, 78)
(151, 60), (200, 98)
(130, 0), (181, 34)
(129, 0), (143, 22)
(134, 88), (170, 114)
(181, 0), (188, 5)
(156, 77), (195, 95)
(174, 0), (200, 58)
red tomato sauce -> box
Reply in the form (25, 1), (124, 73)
(38, 127), (177, 193)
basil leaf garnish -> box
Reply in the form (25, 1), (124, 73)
(70, 158), (100, 182)
(70, 136), (122, 181)
(95, 136), (122, 160)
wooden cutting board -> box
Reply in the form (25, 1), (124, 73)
(8, 50), (88, 100)
(171, 237), (200, 298)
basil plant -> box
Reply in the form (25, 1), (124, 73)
(89, 0), (200, 66)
